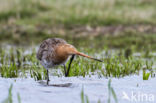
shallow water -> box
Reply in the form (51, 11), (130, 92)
(0, 47), (156, 103)
(0, 74), (156, 103)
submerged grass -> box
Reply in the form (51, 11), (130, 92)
(107, 79), (118, 103)
(81, 87), (101, 103)
(2, 84), (13, 103)
(2, 84), (22, 103)
(80, 79), (117, 103)
(81, 87), (89, 103)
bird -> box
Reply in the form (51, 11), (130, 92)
(36, 38), (102, 85)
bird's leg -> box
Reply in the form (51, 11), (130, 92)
(65, 54), (75, 77)
(46, 69), (50, 85)
(63, 64), (67, 76)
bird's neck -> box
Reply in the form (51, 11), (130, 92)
(56, 44), (77, 57)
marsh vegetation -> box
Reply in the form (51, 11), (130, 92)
(0, 0), (156, 103)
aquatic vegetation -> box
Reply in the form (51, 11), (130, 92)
(103, 56), (143, 77)
(30, 64), (46, 81)
(143, 70), (150, 80)
(0, 0), (155, 102)
(80, 79), (118, 103)
(17, 93), (21, 103)
(80, 87), (101, 103)
(0, 47), (155, 103)
(2, 84), (22, 103)
(66, 55), (145, 78)
(0, 63), (19, 78)
(0, 0), (156, 52)
(2, 84), (13, 103)
(0, 47), (156, 80)
(145, 61), (153, 70)
(107, 79), (118, 103)
(81, 87), (89, 103)
(16, 49), (22, 66)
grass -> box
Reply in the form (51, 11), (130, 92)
(0, 0), (155, 79)
(1, 0), (155, 25)
(143, 70), (150, 80)
(2, 84), (22, 103)
(30, 64), (46, 81)
(0, 47), (155, 80)
(0, 0), (155, 102)
(107, 79), (118, 103)
(81, 87), (89, 103)
(0, 0), (155, 50)
(1, 31), (156, 51)
(15, 0), (156, 25)
(0, 63), (19, 78)
(2, 84), (13, 103)
(81, 87), (101, 103)
(80, 79), (117, 103)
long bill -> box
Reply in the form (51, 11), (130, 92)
(75, 51), (103, 62)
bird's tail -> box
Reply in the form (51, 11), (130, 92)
(75, 51), (103, 62)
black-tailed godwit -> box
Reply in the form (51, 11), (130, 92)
(37, 38), (102, 85)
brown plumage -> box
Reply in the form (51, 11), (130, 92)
(37, 38), (102, 85)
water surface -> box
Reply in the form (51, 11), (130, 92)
(0, 73), (156, 103)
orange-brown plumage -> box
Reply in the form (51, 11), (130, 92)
(37, 38), (102, 85)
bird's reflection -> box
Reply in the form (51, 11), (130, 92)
(38, 81), (72, 87)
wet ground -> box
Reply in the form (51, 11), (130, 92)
(0, 73), (156, 103)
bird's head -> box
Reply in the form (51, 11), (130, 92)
(56, 44), (103, 62)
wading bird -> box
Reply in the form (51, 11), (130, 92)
(37, 38), (102, 85)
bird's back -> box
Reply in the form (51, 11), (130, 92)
(37, 38), (102, 69)
(37, 38), (67, 62)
